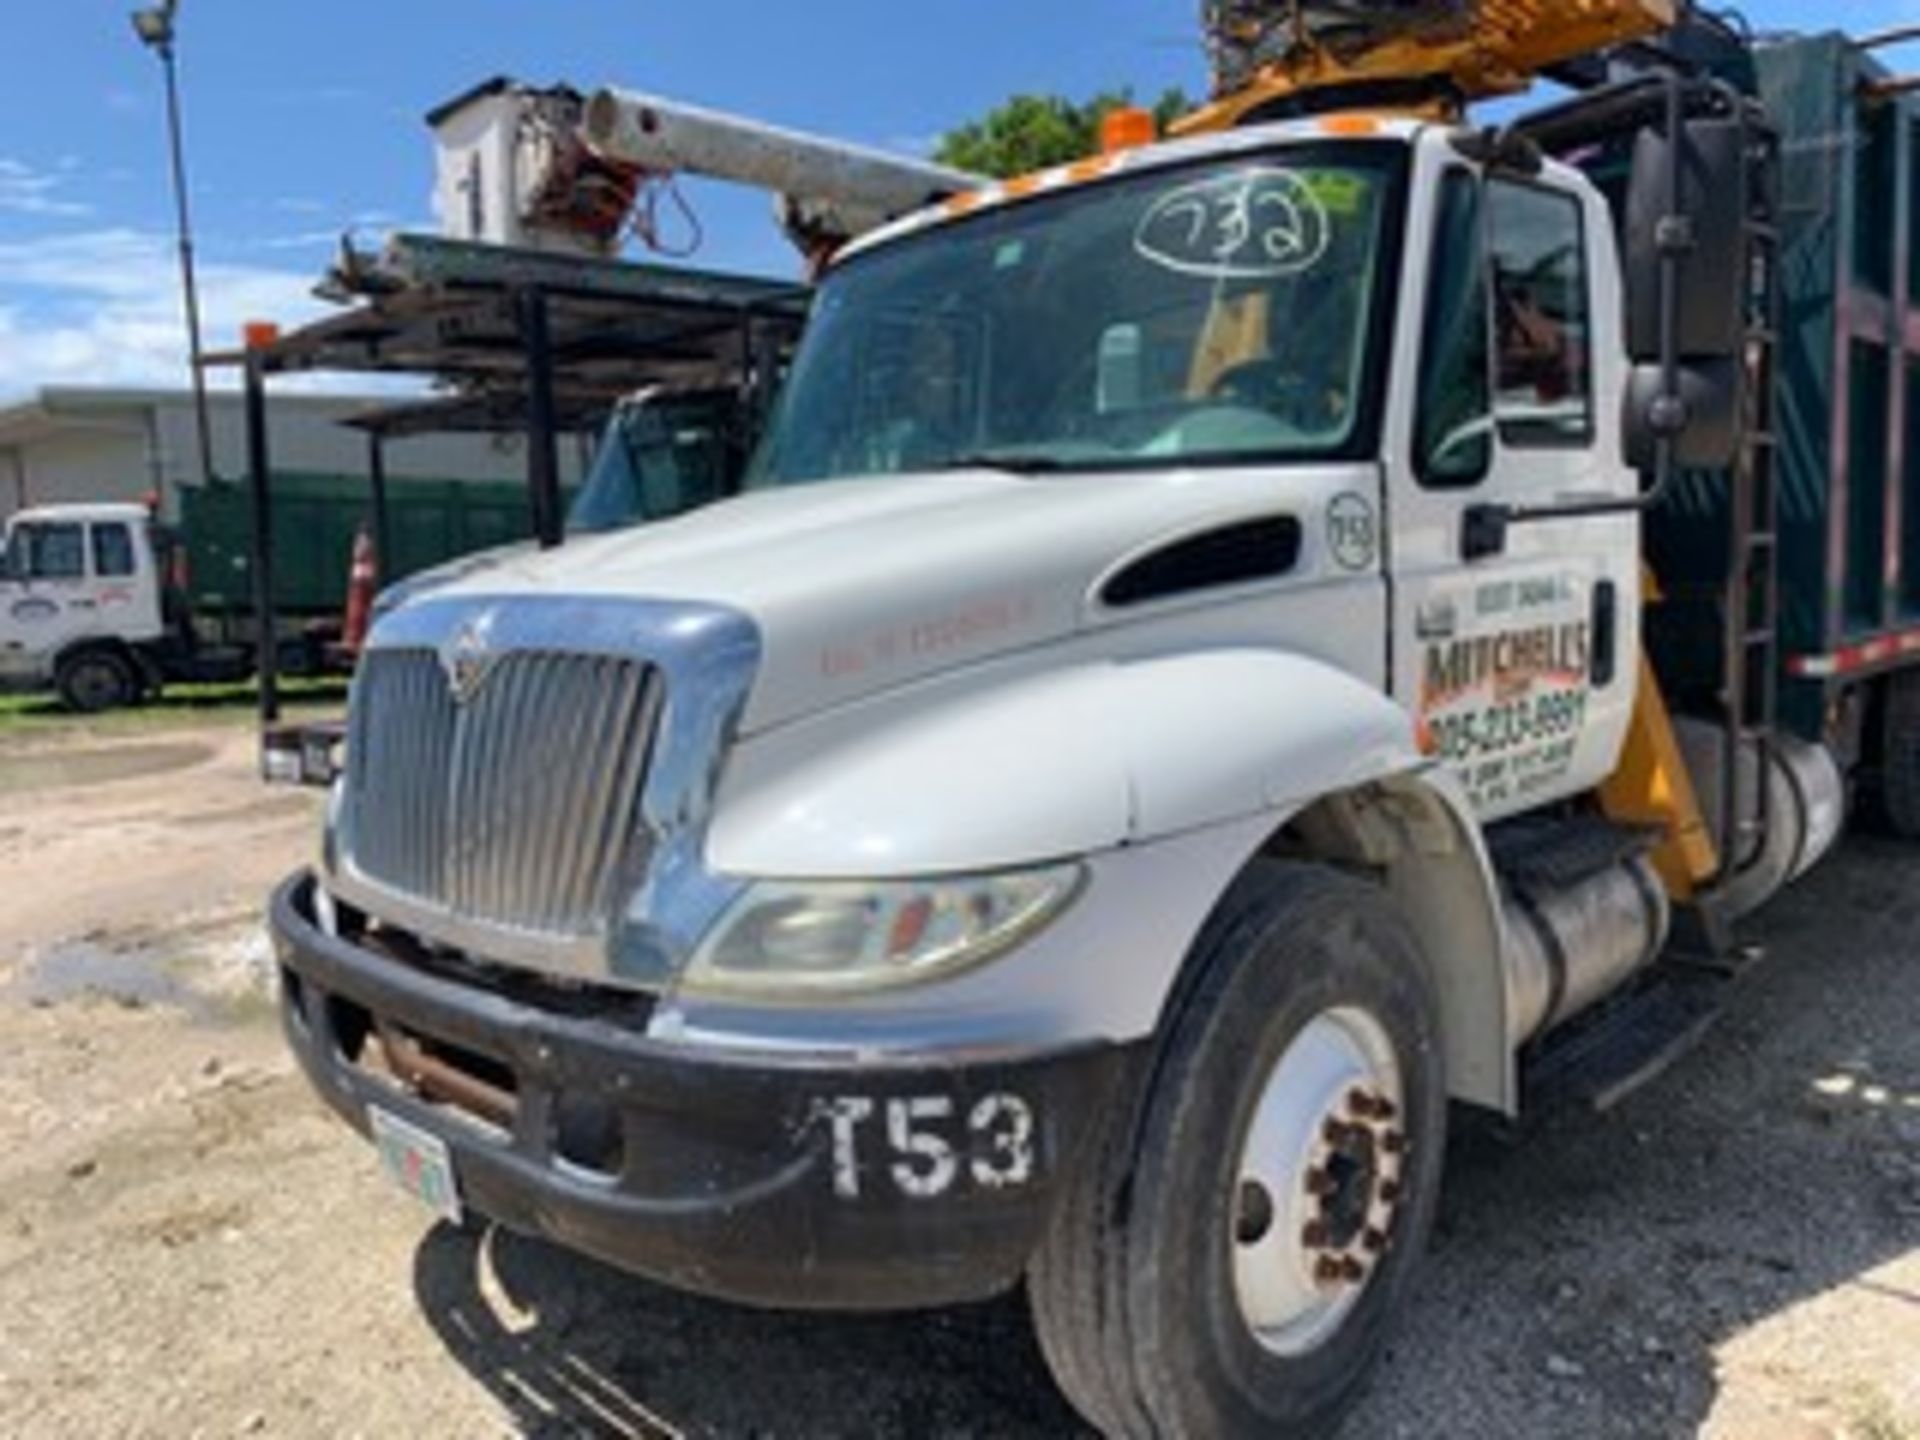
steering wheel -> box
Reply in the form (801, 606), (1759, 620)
(1209, 359), (1337, 431)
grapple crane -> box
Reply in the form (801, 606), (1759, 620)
(1182, 0), (1678, 131)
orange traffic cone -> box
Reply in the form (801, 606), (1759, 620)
(341, 525), (379, 657)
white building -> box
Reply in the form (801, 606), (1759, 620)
(0, 386), (584, 524)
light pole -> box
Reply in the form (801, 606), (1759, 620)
(131, 0), (215, 486)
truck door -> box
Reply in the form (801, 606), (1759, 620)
(87, 519), (163, 643)
(3, 519), (95, 661)
(1389, 161), (1640, 821)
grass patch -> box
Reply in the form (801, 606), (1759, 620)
(0, 677), (349, 738)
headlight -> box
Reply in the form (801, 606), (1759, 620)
(682, 863), (1085, 999)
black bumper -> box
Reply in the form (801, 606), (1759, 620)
(269, 871), (1134, 1311)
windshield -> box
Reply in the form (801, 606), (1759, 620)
(5, 522), (86, 581)
(749, 143), (1404, 486)
(568, 390), (747, 535)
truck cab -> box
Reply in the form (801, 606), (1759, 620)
(0, 503), (165, 709)
(748, 118), (1643, 826)
(267, 90), (1827, 1438)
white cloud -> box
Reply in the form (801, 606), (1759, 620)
(0, 229), (337, 399)
(0, 158), (93, 218)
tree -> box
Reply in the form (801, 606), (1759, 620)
(934, 89), (1194, 180)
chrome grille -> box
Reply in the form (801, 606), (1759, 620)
(347, 648), (663, 939)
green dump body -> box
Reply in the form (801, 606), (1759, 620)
(1652, 34), (1920, 737)
(1765, 34), (1920, 718)
(176, 473), (539, 620)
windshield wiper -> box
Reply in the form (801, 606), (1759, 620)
(937, 450), (1081, 475)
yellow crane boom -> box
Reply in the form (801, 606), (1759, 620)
(1179, 0), (1678, 133)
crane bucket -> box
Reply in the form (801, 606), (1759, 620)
(1187, 0), (1678, 130)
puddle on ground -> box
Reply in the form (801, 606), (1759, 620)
(0, 741), (214, 797)
(8, 923), (274, 1025)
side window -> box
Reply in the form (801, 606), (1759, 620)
(1488, 181), (1594, 446)
(92, 523), (136, 578)
(1416, 171), (1493, 487)
(23, 523), (85, 580)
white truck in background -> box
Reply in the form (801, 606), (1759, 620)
(268, 4), (1920, 1434)
(0, 503), (201, 710)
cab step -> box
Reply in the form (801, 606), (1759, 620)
(1518, 971), (1727, 1115)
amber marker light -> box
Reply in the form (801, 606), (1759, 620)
(1101, 106), (1158, 155)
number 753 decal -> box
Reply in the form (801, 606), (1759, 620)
(813, 1093), (1037, 1201)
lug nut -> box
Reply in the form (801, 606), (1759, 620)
(1340, 1256), (1367, 1284)
(1379, 1180), (1402, 1204)
(1306, 1167), (1337, 1198)
(1314, 1257), (1345, 1286)
(1363, 1228), (1389, 1254)
(1381, 1131), (1405, 1155)
(1325, 1117), (1368, 1147)
(1347, 1087), (1377, 1118)
(1302, 1220), (1330, 1249)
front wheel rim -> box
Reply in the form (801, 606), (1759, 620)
(71, 661), (124, 708)
(1230, 1005), (1407, 1358)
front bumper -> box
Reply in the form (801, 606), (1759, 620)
(270, 871), (1134, 1310)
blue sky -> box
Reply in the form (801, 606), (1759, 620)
(0, 1), (1909, 400)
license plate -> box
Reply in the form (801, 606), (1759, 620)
(369, 1106), (462, 1225)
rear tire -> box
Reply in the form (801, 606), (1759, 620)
(56, 648), (138, 714)
(1880, 671), (1920, 839)
(1029, 860), (1447, 1439)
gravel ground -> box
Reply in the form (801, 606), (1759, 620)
(0, 713), (1915, 1439)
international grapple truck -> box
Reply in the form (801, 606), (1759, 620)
(270, 4), (1920, 1433)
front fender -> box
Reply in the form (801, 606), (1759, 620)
(707, 649), (1422, 877)
(689, 651), (1513, 1110)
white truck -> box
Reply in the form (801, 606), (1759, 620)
(269, 6), (1914, 1434)
(0, 503), (198, 710)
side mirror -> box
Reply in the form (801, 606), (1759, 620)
(1623, 360), (1740, 473)
(1626, 117), (1748, 363)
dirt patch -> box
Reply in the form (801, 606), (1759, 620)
(172, 793), (316, 829)
(0, 712), (1915, 1438)
(0, 740), (213, 797)
(0, 724), (320, 968)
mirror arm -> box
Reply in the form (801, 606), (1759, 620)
(1647, 68), (1685, 520)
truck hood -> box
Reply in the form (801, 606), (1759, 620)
(421, 467), (1362, 732)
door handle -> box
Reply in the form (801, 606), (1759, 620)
(1461, 504), (1509, 562)
(1591, 580), (1619, 687)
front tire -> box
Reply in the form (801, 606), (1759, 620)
(56, 648), (138, 713)
(1029, 860), (1447, 1438)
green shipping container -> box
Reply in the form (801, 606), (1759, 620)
(176, 472), (544, 619)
